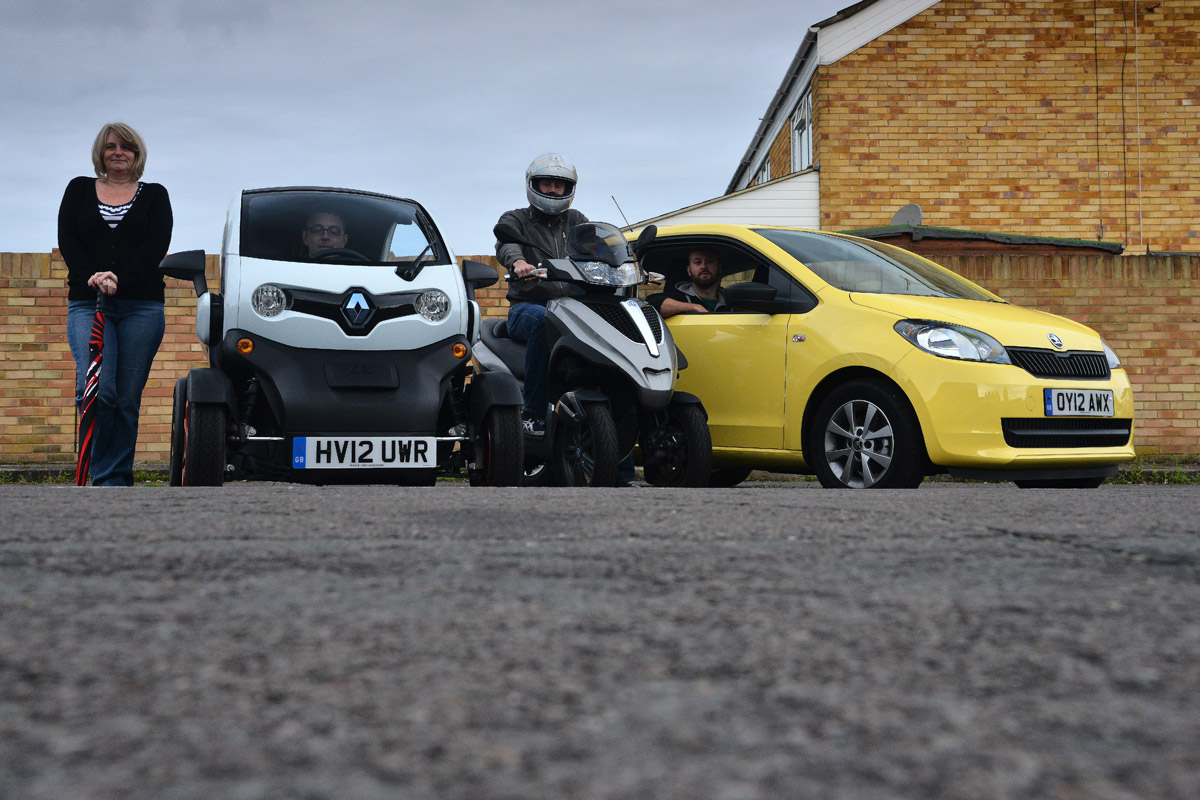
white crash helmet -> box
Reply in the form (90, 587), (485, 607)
(526, 153), (577, 216)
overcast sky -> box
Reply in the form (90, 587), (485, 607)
(3, 0), (849, 257)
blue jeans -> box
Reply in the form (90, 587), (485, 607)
(506, 302), (549, 418)
(68, 298), (165, 486)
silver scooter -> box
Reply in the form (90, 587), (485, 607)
(475, 221), (712, 487)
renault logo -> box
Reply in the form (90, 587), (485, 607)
(1047, 332), (1064, 349)
(341, 290), (374, 328)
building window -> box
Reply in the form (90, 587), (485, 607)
(754, 160), (771, 186)
(791, 92), (813, 172)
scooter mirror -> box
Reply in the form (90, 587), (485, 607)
(633, 224), (657, 254)
(493, 223), (526, 246)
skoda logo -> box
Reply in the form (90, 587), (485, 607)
(1047, 332), (1064, 349)
(341, 290), (374, 328)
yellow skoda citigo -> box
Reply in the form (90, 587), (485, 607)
(636, 225), (1135, 488)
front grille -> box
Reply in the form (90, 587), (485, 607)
(1002, 418), (1132, 448)
(1008, 347), (1110, 380)
(578, 298), (663, 345)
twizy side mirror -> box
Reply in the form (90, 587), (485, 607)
(160, 250), (209, 297)
(461, 259), (499, 301)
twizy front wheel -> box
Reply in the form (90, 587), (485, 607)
(168, 377), (187, 486)
(642, 403), (713, 488)
(184, 402), (227, 487)
(469, 407), (523, 487)
(810, 379), (924, 489)
(551, 396), (619, 487)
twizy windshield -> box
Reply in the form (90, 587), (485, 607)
(567, 222), (633, 267)
(240, 189), (449, 267)
(754, 228), (998, 301)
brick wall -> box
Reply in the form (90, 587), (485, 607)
(1, 251), (1195, 464)
(0, 252), (508, 467)
(814, 0), (1200, 252)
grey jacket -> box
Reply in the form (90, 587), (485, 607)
(495, 205), (588, 305)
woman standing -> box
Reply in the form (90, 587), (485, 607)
(58, 122), (173, 486)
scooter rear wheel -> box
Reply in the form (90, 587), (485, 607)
(552, 400), (619, 487)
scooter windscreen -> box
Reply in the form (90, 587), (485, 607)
(566, 222), (640, 287)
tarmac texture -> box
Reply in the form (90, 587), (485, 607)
(1, 482), (1198, 799)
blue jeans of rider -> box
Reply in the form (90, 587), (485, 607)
(506, 302), (548, 418)
(68, 299), (165, 487)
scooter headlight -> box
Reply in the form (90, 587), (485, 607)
(416, 289), (451, 322)
(578, 261), (640, 287)
(895, 320), (1011, 363)
(251, 284), (288, 318)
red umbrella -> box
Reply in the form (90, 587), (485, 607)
(75, 302), (106, 486)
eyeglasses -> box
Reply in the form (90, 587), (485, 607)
(306, 225), (345, 236)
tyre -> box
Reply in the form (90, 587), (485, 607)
(168, 377), (187, 487)
(469, 406), (523, 487)
(184, 402), (227, 486)
(810, 379), (924, 489)
(551, 398), (619, 487)
(1015, 477), (1106, 489)
(708, 467), (753, 488)
(642, 403), (713, 488)
(521, 460), (555, 487)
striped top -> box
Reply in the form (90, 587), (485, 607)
(98, 183), (142, 228)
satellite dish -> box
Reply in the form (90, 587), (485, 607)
(890, 203), (923, 227)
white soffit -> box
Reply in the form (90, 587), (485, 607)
(817, 0), (941, 65)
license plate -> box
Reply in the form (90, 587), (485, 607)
(1043, 388), (1114, 417)
(292, 437), (436, 469)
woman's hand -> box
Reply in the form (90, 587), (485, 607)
(87, 271), (119, 296)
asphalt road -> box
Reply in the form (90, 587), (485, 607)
(1, 482), (1198, 800)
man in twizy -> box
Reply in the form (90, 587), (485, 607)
(494, 153), (588, 437)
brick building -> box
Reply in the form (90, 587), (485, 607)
(641, 0), (1198, 254)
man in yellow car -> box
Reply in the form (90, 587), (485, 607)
(651, 247), (731, 317)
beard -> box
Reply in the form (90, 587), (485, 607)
(692, 271), (720, 290)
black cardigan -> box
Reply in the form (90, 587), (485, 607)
(57, 176), (173, 302)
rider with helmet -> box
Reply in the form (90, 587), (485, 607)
(495, 153), (588, 436)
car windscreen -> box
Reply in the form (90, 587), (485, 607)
(240, 190), (449, 267)
(754, 228), (998, 301)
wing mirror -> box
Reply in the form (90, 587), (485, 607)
(160, 250), (209, 297)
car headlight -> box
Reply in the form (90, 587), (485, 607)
(416, 289), (451, 322)
(895, 320), (1011, 364)
(251, 284), (288, 318)
(1102, 340), (1122, 369)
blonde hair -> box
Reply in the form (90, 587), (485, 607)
(91, 122), (148, 181)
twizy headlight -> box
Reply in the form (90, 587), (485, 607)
(416, 289), (451, 322)
(895, 320), (1011, 364)
(251, 284), (288, 318)
(577, 260), (640, 287)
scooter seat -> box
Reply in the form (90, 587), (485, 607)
(480, 317), (526, 381)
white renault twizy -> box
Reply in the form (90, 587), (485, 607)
(160, 186), (524, 486)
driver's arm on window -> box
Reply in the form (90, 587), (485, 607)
(657, 296), (709, 318)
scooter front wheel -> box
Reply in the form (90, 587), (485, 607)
(551, 399), (619, 487)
